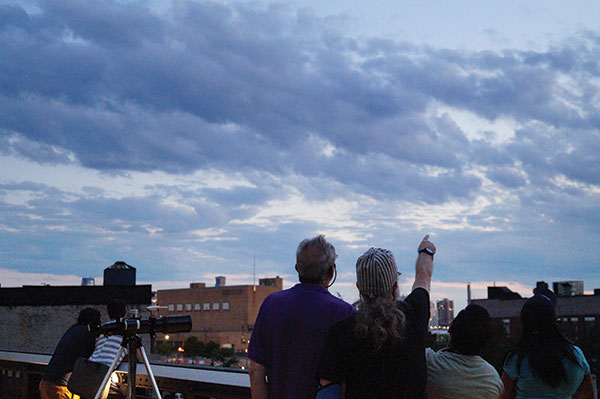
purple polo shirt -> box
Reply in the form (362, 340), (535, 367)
(248, 283), (355, 399)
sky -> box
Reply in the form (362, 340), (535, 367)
(1, 0), (599, 312)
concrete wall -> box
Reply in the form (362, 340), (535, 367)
(0, 304), (151, 354)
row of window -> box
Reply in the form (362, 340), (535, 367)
(167, 302), (230, 312)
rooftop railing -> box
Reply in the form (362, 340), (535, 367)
(0, 350), (250, 399)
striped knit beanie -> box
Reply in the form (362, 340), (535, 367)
(356, 247), (398, 297)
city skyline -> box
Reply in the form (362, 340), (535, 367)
(1, 1), (599, 312)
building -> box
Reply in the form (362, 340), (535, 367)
(428, 301), (439, 328)
(553, 281), (584, 296)
(0, 261), (152, 353)
(155, 276), (283, 351)
(471, 281), (600, 339)
(437, 298), (454, 327)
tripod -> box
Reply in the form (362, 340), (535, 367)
(94, 334), (162, 399)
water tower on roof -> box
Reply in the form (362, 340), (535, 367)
(104, 261), (136, 286)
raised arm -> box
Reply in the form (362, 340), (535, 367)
(412, 235), (435, 293)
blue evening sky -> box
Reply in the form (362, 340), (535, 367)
(1, 0), (599, 311)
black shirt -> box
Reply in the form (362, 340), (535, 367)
(43, 324), (96, 386)
(318, 288), (430, 399)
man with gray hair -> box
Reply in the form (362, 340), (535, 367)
(248, 235), (355, 399)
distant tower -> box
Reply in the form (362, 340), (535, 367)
(437, 298), (454, 327)
(429, 301), (439, 327)
(215, 276), (226, 287)
(467, 283), (472, 305)
(81, 277), (95, 286)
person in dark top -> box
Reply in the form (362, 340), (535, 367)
(318, 235), (435, 399)
(39, 307), (101, 399)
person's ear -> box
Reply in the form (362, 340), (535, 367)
(392, 282), (399, 299)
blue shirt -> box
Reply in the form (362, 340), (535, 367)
(248, 283), (355, 399)
(504, 345), (590, 399)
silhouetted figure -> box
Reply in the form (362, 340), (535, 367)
(248, 235), (355, 399)
(501, 294), (594, 399)
(318, 235), (435, 399)
(426, 304), (503, 399)
(39, 307), (101, 399)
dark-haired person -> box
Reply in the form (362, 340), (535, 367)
(248, 235), (355, 399)
(501, 294), (594, 399)
(89, 299), (128, 398)
(40, 307), (101, 399)
(318, 235), (435, 399)
(426, 304), (503, 399)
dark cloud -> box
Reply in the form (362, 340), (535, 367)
(0, 1), (599, 288)
(487, 166), (527, 188)
(2, 1), (598, 203)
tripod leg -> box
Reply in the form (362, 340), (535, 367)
(94, 346), (127, 399)
(138, 343), (162, 399)
(127, 337), (138, 399)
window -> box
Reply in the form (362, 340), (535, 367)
(185, 303), (192, 311)
(194, 303), (201, 311)
(168, 304), (174, 312)
(223, 302), (230, 311)
(203, 303), (210, 311)
(176, 304), (183, 311)
(213, 302), (220, 311)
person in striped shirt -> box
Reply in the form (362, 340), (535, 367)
(89, 300), (127, 399)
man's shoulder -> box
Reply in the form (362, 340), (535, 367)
(325, 292), (354, 311)
(65, 324), (90, 340)
(267, 285), (353, 305)
(261, 286), (295, 304)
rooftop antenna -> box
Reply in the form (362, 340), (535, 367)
(253, 255), (256, 292)
(467, 282), (472, 305)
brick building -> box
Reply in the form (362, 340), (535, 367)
(155, 277), (283, 351)
(471, 281), (600, 339)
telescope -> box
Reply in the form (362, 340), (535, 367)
(74, 311), (192, 399)
(97, 315), (192, 337)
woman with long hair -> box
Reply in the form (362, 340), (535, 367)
(318, 236), (435, 399)
(501, 294), (594, 399)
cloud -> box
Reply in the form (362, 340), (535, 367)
(0, 0), (599, 296)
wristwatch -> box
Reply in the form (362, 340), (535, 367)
(418, 247), (435, 257)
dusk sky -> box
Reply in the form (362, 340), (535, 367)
(1, 0), (599, 311)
